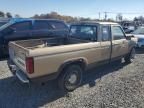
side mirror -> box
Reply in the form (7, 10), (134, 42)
(125, 34), (134, 40)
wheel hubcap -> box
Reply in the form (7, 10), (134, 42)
(65, 70), (79, 90)
(68, 73), (77, 84)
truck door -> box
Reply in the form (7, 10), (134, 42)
(111, 25), (129, 58)
(100, 25), (111, 61)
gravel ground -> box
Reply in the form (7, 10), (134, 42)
(0, 49), (144, 108)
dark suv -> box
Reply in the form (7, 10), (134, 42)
(0, 18), (69, 58)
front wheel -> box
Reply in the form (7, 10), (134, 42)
(125, 48), (136, 63)
(58, 65), (83, 92)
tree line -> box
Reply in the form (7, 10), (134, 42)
(0, 11), (20, 18)
(1, 10), (144, 23)
(32, 12), (95, 23)
(32, 12), (144, 23)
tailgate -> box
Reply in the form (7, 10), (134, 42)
(9, 42), (29, 73)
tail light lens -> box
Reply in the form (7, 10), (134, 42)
(26, 57), (34, 74)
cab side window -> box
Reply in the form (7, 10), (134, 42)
(11, 21), (31, 31)
(48, 21), (68, 30)
(34, 21), (53, 30)
(102, 26), (110, 41)
(111, 26), (125, 40)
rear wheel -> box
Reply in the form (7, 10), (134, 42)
(125, 48), (136, 63)
(58, 65), (83, 92)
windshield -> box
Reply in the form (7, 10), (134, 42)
(133, 27), (144, 34)
(0, 22), (13, 31)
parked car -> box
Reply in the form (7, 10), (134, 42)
(0, 18), (69, 58)
(121, 21), (135, 33)
(8, 21), (137, 91)
(132, 26), (144, 48)
(121, 21), (142, 34)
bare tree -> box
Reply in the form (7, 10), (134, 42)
(15, 14), (21, 18)
(116, 13), (123, 21)
(6, 12), (12, 18)
(0, 11), (5, 17)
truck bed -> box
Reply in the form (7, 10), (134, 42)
(13, 37), (90, 50)
(9, 37), (92, 77)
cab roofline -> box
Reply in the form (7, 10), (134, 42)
(9, 18), (64, 23)
(71, 21), (118, 25)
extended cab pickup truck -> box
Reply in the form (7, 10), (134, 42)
(8, 22), (137, 91)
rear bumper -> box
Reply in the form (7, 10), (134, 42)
(8, 59), (30, 83)
(16, 70), (30, 83)
(8, 59), (59, 84)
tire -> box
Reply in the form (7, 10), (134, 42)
(125, 48), (136, 63)
(58, 65), (83, 92)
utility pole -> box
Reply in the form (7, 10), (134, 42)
(99, 12), (101, 20)
(104, 12), (107, 20)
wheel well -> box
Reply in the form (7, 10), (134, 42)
(58, 60), (86, 76)
(71, 61), (86, 70)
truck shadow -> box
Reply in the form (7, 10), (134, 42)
(82, 61), (126, 88)
(0, 57), (8, 61)
(136, 48), (144, 54)
(0, 61), (128, 108)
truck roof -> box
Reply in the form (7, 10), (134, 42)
(9, 18), (65, 23)
(71, 21), (118, 26)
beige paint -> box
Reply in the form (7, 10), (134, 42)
(111, 39), (129, 58)
(9, 39), (136, 78)
(9, 23), (137, 79)
(33, 42), (102, 78)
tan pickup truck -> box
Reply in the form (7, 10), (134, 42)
(8, 22), (137, 91)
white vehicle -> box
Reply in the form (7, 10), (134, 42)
(132, 26), (144, 48)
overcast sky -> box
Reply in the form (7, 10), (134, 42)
(0, 0), (144, 20)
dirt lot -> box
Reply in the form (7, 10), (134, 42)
(0, 49), (144, 108)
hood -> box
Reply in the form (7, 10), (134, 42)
(131, 34), (144, 39)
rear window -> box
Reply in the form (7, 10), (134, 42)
(48, 21), (68, 30)
(34, 21), (53, 30)
(70, 25), (97, 41)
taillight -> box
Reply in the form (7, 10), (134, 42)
(26, 57), (34, 74)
